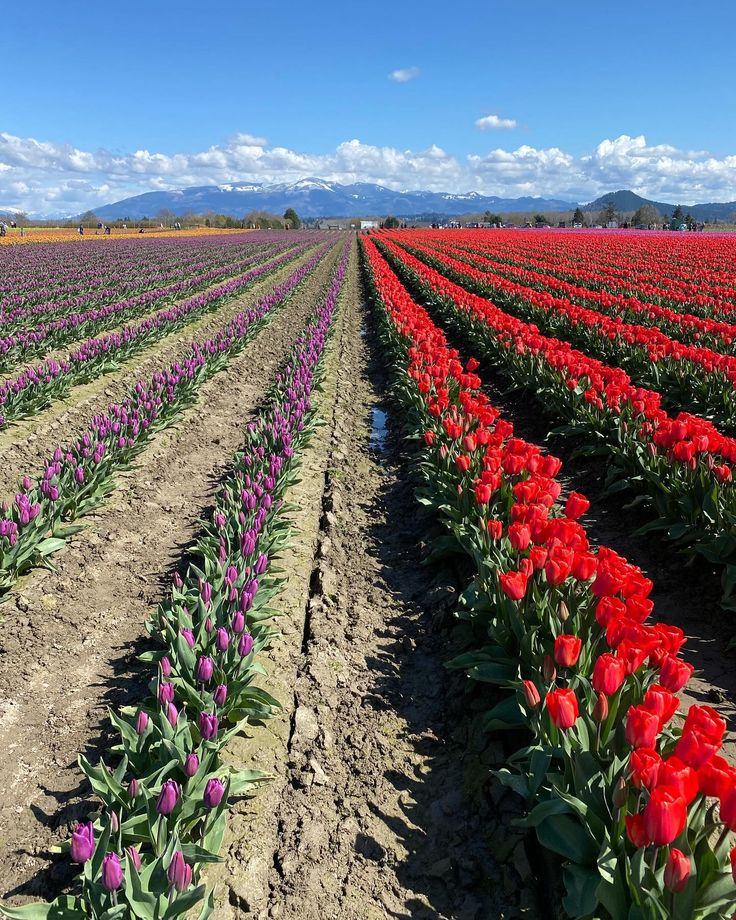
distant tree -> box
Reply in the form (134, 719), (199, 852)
(12, 211), (28, 227)
(156, 208), (177, 226)
(533, 213), (547, 227)
(572, 207), (585, 225)
(79, 210), (100, 227)
(598, 200), (618, 225)
(673, 204), (685, 222)
(631, 204), (661, 226)
(483, 210), (502, 225)
(383, 215), (401, 229)
(283, 207), (301, 229)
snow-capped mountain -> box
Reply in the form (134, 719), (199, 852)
(90, 178), (578, 220)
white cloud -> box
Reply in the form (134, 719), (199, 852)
(1, 130), (736, 216)
(475, 114), (518, 130)
(389, 66), (420, 83)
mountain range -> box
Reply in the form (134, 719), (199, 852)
(70, 180), (736, 223)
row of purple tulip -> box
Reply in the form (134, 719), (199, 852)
(0, 239), (321, 427)
(0, 239), (312, 370)
(0, 239), (350, 917)
(0, 240), (338, 597)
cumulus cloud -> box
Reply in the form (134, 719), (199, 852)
(1, 130), (736, 215)
(388, 66), (420, 83)
(475, 114), (518, 130)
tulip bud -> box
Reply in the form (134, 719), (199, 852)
(232, 610), (245, 633)
(173, 572), (183, 589)
(135, 710), (149, 734)
(205, 617), (213, 632)
(128, 778), (139, 799)
(158, 682), (175, 705)
(204, 777), (226, 809)
(238, 633), (254, 657)
(70, 821), (95, 863)
(612, 776), (628, 810)
(168, 850), (192, 892)
(543, 655), (557, 683)
(180, 628), (195, 648)
(156, 779), (180, 815)
(166, 702), (179, 727)
(101, 852), (124, 892)
(184, 753), (199, 777)
(214, 684), (228, 707)
(664, 848), (691, 894)
(558, 600), (569, 623)
(195, 655), (214, 682)
(126, 846), (141, 871)
(109, 810), (119, 833)
(216, 628), (230, 652)
(593, 692), (609, 723)
(199, 711), (219, 741)
(160, 656), (172, 677)
(522, 679), (541, 710)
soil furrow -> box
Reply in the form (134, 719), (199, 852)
(0, 242), (324, 498)
(0, 240), (342, 904)
(208, 248), (526, 920)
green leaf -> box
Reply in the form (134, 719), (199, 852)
(0, 897), (84, 920)
(562, 864), (600, 918)
(536, 814), (598, 864)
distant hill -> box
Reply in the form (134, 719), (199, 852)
(584, 189), (736, 223)
(90, 178), (578, 221)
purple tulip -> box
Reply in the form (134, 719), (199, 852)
(109, 810), (119, 832)
(216, 628), (230, 652)
(199, 711), (219, 740)
(184, 753), (199, 777)
(70, 821), (95, 863)
(173, 572), (183, 589)
(231, 610), (245, 633)
(195, 655), (214, 682)
(135, 710), (149, 734)
(101, 852), (124, 891)
(180, 627), (195, 648)
(168, 850), (192, 892)
(205, 616), (213, 632)
(204, 777), (225, 810)
(166, 702), (179, 727)
(254, 553), (268, 575)
(126, 845), (142, 871)
(156, 779), (180, 815)
(238, 633), (254, 658)
(214, 684), (227, 706)
(225, 565), (238, 585)
(201, 580), (213, 607)
(161, 656), (172, 677)
(129, 778), (139, 799)
(159, 682), (175, 705)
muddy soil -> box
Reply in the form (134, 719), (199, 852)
(436, 321), (736, 763)
(208, 249), (535, 919)
(0, 241), (342, 902)
(0, 241), (323, 500)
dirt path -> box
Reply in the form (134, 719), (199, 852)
(0, 241), (342, 903)
(207, 248), (531, 919)
(0, 242), (322, 499)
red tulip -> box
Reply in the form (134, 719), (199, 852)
(508, 523), (531, 551)
(553, 634), (581, 668)
(592, 692), (608, 723)
(658, 655), (694, 692)
(487, 519), (503, 540)
(564, 492), (590, 520)
(630, 748), (662, 790)
(545, 688), (579, 730)
(591, 653), (627, 695)
(697, 756), (735, 798)
(643, 685), (679, 730)
(625, 813), (649, 848)
(625, 706), (660, 749)
(499, 570), (528, 601)
(522, 680), (541, 710)
(658, 757), (699, 805)
(643, 786), (687, 845)
(664, 848), (691, 893)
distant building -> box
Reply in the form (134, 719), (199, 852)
(360, 220), (379, 229)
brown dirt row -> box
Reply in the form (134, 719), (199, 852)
(0, 240), (343, 904)
(206, 246), (532, 919)
(0, 241), (325, 499)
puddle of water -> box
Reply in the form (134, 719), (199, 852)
(370, 407), (388, 450)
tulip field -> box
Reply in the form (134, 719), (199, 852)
(2, 228), (736, 920)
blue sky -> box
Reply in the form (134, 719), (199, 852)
(1, 0), (735, 214)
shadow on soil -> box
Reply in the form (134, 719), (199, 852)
(348, 310), (549, 919)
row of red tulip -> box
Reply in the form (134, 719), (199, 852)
(361, 233), (736, 918)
